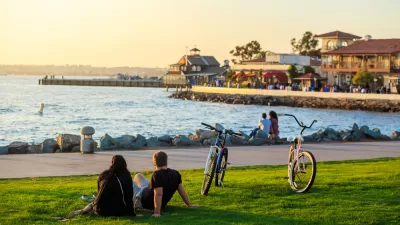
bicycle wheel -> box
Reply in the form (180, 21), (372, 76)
(201, 154), (217, 195)
(289, 151), (316, 193)
(215, 149), (228, 187)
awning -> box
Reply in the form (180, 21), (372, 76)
(262, 71), (288, 83)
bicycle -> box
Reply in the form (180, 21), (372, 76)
(200, 122), (242, 195)
(278, 114), (317, 193)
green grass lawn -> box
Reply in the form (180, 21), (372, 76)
(0, 158), (399, 225)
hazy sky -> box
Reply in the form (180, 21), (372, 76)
(1, 0), (400, 67)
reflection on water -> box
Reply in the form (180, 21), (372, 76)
(0, 76), (399, 145)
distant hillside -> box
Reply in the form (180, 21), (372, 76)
(0, 65), (168, 77)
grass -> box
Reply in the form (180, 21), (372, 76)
(0, 158), (399, 225)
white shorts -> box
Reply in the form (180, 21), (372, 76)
(132, 176), (150, 209)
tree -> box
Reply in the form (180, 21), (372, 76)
(237, 70), (245, 84)
(229, 40), (269, 64)
(352, 69), (374, 85)
(303, 66), (315, 74)
(226, 70), (234, 81)
(291, 31), (321, 57)
(287, 65), (299, 80)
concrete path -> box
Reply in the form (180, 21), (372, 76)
(0, 142), (399, 179)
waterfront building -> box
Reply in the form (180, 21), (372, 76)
(163, 47), (227, 86)
(319, 32), (400, 93)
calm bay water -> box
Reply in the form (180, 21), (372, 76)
(0, 75), (399, 146)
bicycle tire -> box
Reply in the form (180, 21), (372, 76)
(215, 149), (228, 187)
(201, 155), (217, 195)
(289, 151), (316, 193)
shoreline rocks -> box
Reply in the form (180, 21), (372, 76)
(0, 125), (399, 155)
(169, 92), (400, 113)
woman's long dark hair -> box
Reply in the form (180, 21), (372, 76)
(100, 155), (129, 180)
(269, 110), (278, 121)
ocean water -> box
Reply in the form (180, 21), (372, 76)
(1, 75), (399, 146)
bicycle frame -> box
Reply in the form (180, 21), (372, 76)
(203, 134), (225, 175)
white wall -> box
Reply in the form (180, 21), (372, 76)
(265, 54), (311, 66)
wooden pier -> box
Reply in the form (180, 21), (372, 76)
(38, 79), (163, 88)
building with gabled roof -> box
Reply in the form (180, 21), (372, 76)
(163, 47), (228, 86)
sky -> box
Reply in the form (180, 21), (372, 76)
(1, 0), (400, 68)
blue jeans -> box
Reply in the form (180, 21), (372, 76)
(249, 128), (260, 139)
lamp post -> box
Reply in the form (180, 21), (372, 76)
(374, 78), (377, 93)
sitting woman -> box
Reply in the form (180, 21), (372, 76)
(71, 155), (135, 217)
(269, 111), (279, 140)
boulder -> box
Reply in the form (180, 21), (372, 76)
(229, 135), (248, 145)
(224, 134), (233, 145)
(131, 134), (147, 150)
(255, 130), (269, 139)
(363, 129), (381, 140)
(392, 131), (400, 140)
(56, 134), (81, 152)
(158, 135), (172, 144)
(342, 135), (353, 142)
(193, 129), (217, 142)
(351, 123), (364, 141)
(249, 137), (268, 146)
(360, 125), (370, 134)
(100, 134), (115, 150)
(146, 137), (162, 147)
(238, 131), (250, 141)
(41, 139), (58, 153)
(0, 146), (8, 155)
(202, 137), (217, 146)
(372, 128), (381, 134)
(8, 142), (29, 154)
(172, 135), (200, 146)
(112, 135), (135, 149)
(28, 145), (42, 154)
(71, 146), (81, 153)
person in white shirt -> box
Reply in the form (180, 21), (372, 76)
(249, 113), (271, 139)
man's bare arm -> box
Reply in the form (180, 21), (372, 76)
(153, 187), (163, 216)
(178, 183), (199, 207)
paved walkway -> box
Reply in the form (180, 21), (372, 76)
(0, 142), (399, 179)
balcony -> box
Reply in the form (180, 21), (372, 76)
(322, 62), (391, 73)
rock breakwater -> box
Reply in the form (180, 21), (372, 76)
(0, 125), (399, 155)
(169, 92), (400, 113)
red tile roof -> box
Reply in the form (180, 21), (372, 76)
(315, 31), (361, 39)
(323, 39), (400, 54)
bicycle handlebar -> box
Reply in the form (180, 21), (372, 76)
(200, 123), (242, 136)
(277, 114), (318, 129)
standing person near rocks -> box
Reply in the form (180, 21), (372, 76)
(249, 113), (271, 139)
(269, 111), (280, 140)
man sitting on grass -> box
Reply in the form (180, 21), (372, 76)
(71, 151), (198, 217)
(136, 151), (199, 217)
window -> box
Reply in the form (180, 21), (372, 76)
(327, 41), (334, 50)
(341, 41), (348, 47)
(192, 66), (197, 71)
(197, 66), (201, 71)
